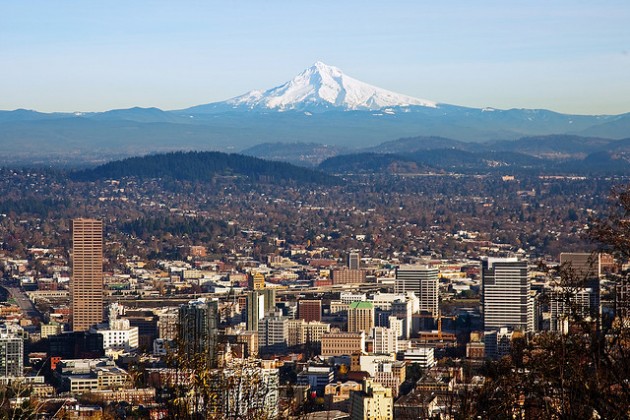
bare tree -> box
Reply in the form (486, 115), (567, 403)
(469, 186), (630, 419)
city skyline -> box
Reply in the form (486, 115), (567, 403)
(1, 1), (629, 115)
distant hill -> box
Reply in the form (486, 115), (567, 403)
(363, 136), (475, 154)
(319, 146), (630, 175)
(319, 153), (429, 173)
(241, 142), (347, 166)
(486, 135), (614, 158)
(576, 113), (630, 139)
(70, 151), (338, 185)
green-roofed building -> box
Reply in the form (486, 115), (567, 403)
(348, 301), (374, 333)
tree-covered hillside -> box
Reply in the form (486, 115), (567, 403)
(70, 151), (338, 185)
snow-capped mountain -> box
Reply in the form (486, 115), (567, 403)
(2, 61), (628, 165)
(186, 61), (437, 113)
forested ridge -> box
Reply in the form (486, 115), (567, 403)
(71, 151), (338, 185)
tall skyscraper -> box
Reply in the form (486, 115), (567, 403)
(0, 324), (24, 378)
(348, 252), (360, 270)
(246, 289), (276, 331)
(71, 218), (104, 332)
(178, 298), (219, 367)
(246, 291), (266, 332)
(395, 265), (439, 316)
(559, 253), (601, 317)
(482, 258), (534, 332)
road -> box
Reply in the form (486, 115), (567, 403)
(2, 285), (42, 320)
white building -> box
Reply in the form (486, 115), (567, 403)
(90, 304), (139, 354)
(359, 354), (395, 377)
(372, 327), (398, 355)
(349, 379), (394, 420)
(391, 299), (413, 339)
(369, 292), (408, 311)
(482, 258), (534, 332)
(340, 292), (367, 304)
(0, 324), (24, 378)
(387, 316), (404, 340)
(403, 347), (436, 369)
(258, 316), (288, 353)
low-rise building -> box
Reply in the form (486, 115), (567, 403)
(403, 347), (436, 369)
(349, 379), (393, 420)
(321, 331), (365, 357)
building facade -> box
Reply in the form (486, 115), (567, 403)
(395, 266), (439, 316)
(178, 298), (219, 367)
(372, 327), (398, 355)
(332, 269), (367, 285)
(348, 302), (375, 334)
(348, 252), (360, 270)
(482, 258), (534, 332)
(0, 324), (24, 378)
(298, 299), (322, 322)
(349, 379), (394, 420)
(71, 218), (104, 331)
(258, 316), (288, 354)
(321, 331), (365, 357)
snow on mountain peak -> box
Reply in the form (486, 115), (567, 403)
(226, 62), (437, 111)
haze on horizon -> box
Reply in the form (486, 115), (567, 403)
(1, 1), (629, 115)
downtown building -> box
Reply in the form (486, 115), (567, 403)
(349, 379), (394, 420)
(257, 316), (289, 354)
(71, 218), (104, 332)
(549, 252), (602, 332)
(91, 304), (139, 355)
(246, 289), (276, 331)
(178, 298), (219, 367)
(286, 319), (330, 348)
(348, 301), (375, 334)
(482, 258), (534, 332)
(372, 326), (398, 355)
(348, 252), (361, 270)
(298, 299), (322, 322)
(0, 324), (24, 379)
(395, 265), (439, 316)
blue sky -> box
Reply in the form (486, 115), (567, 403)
(1, 1), (629, 114)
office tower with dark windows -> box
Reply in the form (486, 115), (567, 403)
(348, 252), (360, 270)
(394, 265), (439, 316)
(246, 289), (277, 331)
(482, 258), (534, 333)
(178, 298), (219, 367)
(560, 253), (601, 314)
(71, 218), (104, 332)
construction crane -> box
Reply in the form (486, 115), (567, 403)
(413, 310), (458, 340)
